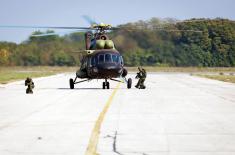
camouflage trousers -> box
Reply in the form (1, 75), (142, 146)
(135, 78), (146, 89)
(26, 86), (33, 94)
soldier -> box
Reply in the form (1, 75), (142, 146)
(25, 77), (35, 94)
(135, 67), (147, 89)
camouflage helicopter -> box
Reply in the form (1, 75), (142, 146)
(68, 22), (132, 89)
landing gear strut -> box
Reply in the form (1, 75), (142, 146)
(110, 78), (132, 89)
(103, 79), (110, 89)
(69, 76), (89, 89)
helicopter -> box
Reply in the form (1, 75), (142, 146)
(67, 23), (133, 89)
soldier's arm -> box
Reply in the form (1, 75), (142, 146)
(25, 80), (28, 86)
(136, 72), (140, 79)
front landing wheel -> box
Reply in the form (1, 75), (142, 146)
(69, 78), (74, 89)
(102, 82), (105, 89)
(107, 82), (110, 89)
(102, 81), (110, 89)
(127, 78), (132, 89)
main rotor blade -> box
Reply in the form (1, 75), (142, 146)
(158, 29), (202, 33)
(31, 33), (58, 37)
(0, 25), (93, 30)
(31, 30), (85, 37)
(116, 26), (202, 33)
(82, 15), (98, 25)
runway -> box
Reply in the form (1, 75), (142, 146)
(0, 73), (235, 155)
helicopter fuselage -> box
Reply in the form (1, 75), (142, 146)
(70, 26), (131, 89)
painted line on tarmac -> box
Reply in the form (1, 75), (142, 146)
(85, 83), (120, 155)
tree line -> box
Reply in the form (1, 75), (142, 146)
(0, 18), (235, 67)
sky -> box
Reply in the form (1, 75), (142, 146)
(0, 0), (234, 43)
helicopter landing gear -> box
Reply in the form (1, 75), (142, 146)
(69, 78), (74, 89)
(127, 78), (132, 89)
(103, 79), (110, 89)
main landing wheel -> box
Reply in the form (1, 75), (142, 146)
(127, 78), (132, 89)
(102, 82), (105, 89)
(102, 81), (110, 89)
(69, 78), (74, 89)
(107, 82), (110, 89)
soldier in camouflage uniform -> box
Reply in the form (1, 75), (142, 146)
(135, 67), (147, 89)
(25, 77), (35, 94)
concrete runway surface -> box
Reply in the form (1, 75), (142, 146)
(0, 73), (235, 155)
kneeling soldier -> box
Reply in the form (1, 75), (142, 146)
(25, 77), (35, 94)
(135, 67), (147, 89)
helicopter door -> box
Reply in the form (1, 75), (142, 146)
(87, 57), (91, 67)
(80, 57), (88, 71)
(87, 57), (93, 76)
(77, 57), (88, 78)
(91, 56), (97, 67)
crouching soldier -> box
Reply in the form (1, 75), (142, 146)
(25, 77), (35, 94)
(135, 67), (147, 89)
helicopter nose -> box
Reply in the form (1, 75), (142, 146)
(106, 65), (117, 70)
(97, 63), (122, 77)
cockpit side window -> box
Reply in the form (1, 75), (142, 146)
(105, 54), (112, 62)
(120, 56), (124, 65)
(98, 54), (104, 64)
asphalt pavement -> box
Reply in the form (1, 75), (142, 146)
(0, 73), (235, 155)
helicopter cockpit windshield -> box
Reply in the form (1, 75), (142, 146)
(91, 53), (123, 66)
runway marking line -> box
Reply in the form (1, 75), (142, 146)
(85, 83), (121, 155)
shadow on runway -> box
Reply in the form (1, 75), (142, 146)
(58, 87), (139, 90)
(58, 88), (115, 90)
